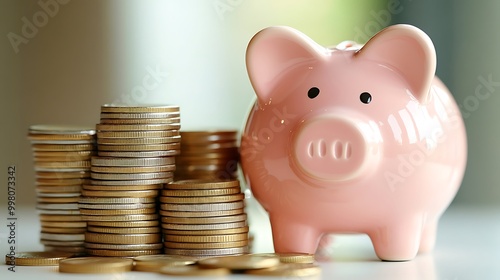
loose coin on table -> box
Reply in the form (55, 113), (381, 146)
(58, 257), (133, 273)
(4, 251), (74, 266)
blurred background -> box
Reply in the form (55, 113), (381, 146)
(0, 0), (499, 254)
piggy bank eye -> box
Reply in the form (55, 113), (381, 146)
(360, 92), (372, 104)
(308, 87), (320, 99)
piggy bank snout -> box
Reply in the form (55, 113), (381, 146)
(292, 116), (380, 182)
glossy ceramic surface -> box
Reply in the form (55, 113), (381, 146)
(240, 25), (467, 261)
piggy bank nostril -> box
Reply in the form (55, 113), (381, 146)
(345, 142), (352, 159)
(333, 141), (342, 159)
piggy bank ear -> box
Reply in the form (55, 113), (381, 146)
(246, 26), (324, 105)
(356, 24), (436, 103)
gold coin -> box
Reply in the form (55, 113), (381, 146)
(166, 179), (239, 190)
(176, 158), (235, 166)
(84, 242), (163, 250)
(37, 196), (81, 203)
(37, 203), (79, 210)
(36, 172), (89, 180)
(41, 240), (84, 247)
(40, 232), (85, 241)
(97, 130), (179, 138)
(80, 207), (156, 215)
(165, 233), (247, 243)
(36, 185), (81, 193)
(36, 178), (87, 186)
(161, 214), (247, 225)
(160, 265), (230, 276)
(85, 249), (161, 258)
(164, 240), (249, 249)
(159, 208), (244, 218)
(34, 161), (91, 168)
(97, 143), (180, 152)
(39, 215), (83, 222)
(82, 184), (161, 191)
(81, 213), (158, 222)
(28, 133), (95, 141)
(40, 221), (86, 227)
(100, 117), (180, 125)
(34, 156), (92, 162)
(96, 123), (180, 131)
(175, 163), (236, 172)
(160, 201), (244, 212)
(37, 209), (82, 215)
(159, 193), (244, 204)
(161, 187), (241, 197)
(44, 245), (86, 253)
(87, 226), (159, 234)
(97, 150), (179, 158)
(163, 226), (249, 236)
(100, 104), (180, 113)
(31, 144), (95, 151)
(260, 253), (316, 264)
(91, 164), (175, 174)
(198, 254), (280, 270)
(81, 189), (159, 198)
(180, 147), (239, 157)
(100, 112), (180, 119)
(59, 257), (133, 273)
(90, 171), (173, 180)
(79, 197), (155, 204)
(246, 263), (321, 277)
(84, 232), (161, 244)
(161, 221), (247, 231)
(78, 202), (156, 210)
(91, 156), (174, 167)
(163, 246), (248, 256)
(181, 141), (237, 151)
(37, 192), (81, 198)
(87, 220), (158, 227)
(41, 227), (87, 234)
(34, 151), (94, 157)
(180, 130), (237, 142)
(90, 178), (173, 186)
(133, 255), (196, 272)
(4, 251), (74, 266)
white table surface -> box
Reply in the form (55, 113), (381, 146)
(0, 203), (499, 280)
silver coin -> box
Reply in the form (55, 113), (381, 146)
(163, 247), (248, 256)
(161, 221), (247, 231)
(29, 140), (95, 145)
(100, 112), (180, 119)
(96, 123), (180, 131)
(29, 124), (96, 135)
(97, 136), (181, 145)
(90, 171), (174, 180)
(78, 203), (156, 210)
(160, 201), (244, 212)
(78, 197), (155, 204)
(40, 232), (85, 241)
(91, 156), (175, 167)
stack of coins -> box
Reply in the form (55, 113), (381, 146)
(175, 131), (239, 180)
(160, 179), (249, 257)
(28, 125), (96, 253)
(79, 104), (180, 257)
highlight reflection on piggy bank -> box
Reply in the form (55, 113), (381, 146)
(240, 25), (467, 261)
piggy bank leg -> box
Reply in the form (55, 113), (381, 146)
(418, 220), (437, 254)
(270, 215), (321, 254)
(368, 220), (422, 261)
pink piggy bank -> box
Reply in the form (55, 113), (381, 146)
(240, 24), (467, 261)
